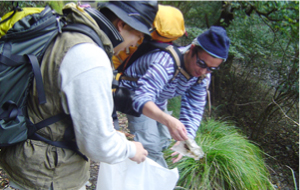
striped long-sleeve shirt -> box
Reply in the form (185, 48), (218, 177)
(119, 47), (211, 138)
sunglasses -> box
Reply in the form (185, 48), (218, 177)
(196, 55), (220, 72)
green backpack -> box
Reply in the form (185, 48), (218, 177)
(0, 4), (103, 160)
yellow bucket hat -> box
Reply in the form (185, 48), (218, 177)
(151, 4), (185, 42)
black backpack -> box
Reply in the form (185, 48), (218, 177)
(0, 5), (104, 160)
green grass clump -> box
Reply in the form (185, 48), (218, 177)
(165, 119), (275, 190)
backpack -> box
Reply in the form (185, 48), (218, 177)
(0, 4), (104, 160)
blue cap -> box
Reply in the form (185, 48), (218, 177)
(193, 26), (230, 61)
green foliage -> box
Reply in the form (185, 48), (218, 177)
(0, 1), (47, 15)
(0, 1), (75, 16)
(234, 1), (299, 38)
(167, 96), (181, 119)
(165, 119), (275, 190)
(228, 1), (299, 95)
(212, 1), (299, 146)
(161, 1), (222, 29)
(46, 1), (66, 14)
(174, 26), (205, 47)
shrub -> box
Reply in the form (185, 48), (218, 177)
(165, 119), (275, 190)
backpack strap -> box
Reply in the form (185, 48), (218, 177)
(34, 113), (69, 131)
(0, 102), (88, 160)
(29, 113), (88, 161)
(0, 2), (22, 25)
(30, 132), (88, 161)
(119, 76), (139, 82)
(196, 74), (206, 84)
(0, 52), (47, 104)
(26, 54), (47, 104)
(62, 23), (103, 48)
(160, 44), (190, 81)
(206, 78), (211, 119)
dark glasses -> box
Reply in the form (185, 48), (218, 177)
(196, 55), (220, 72)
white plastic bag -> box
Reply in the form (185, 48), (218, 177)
(96, 158), (179, 190)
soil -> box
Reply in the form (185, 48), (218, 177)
(0, 113), (298, 190)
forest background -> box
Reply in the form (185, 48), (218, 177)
(0, 1), (298, 190)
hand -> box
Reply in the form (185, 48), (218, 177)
(166, 116), (188, 141)
(141, 102), (188, 141)
(130, 141), (148, 164)
(171, 151), (183, 163)
(171, 141), (183, 163)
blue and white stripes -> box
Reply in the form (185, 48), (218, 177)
(120, 48), (211, 138)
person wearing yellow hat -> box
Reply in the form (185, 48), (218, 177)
(112, 4), (186, 70)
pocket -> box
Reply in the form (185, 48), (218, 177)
(1, 140), (47, 187)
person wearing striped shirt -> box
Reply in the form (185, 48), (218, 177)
(119, 26), (230, 168)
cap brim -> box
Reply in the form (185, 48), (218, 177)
(101, 3), (151, 36)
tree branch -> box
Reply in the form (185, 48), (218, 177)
(245, 2), (281, 21)
(235, 101), (269, 106)
(272, 99), (299, 126)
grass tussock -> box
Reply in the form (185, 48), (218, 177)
(165, 119), (275, 190)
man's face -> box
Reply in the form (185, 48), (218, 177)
(114, 24), (144, 55)
(185, 45), (223, 77)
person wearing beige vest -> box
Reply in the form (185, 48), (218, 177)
(0, 1), (158, 189)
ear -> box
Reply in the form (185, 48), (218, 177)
(115, 19), (126, 32)
(190, 44), (196, 50)
(187, 44), (195, 56)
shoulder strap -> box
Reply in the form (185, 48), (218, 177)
(154, 43), (190, 81)
(0, 53), (47, 105)
(62, 23), (103, 49)
(0, 6), (19, 25)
